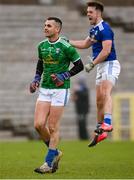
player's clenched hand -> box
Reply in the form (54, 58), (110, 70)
(29, 81), (40, 93)
(85, 62), (94, 73)
(51, 72), (71, 87)
(85, 56), (95, 73)
(30, 73), (41, 93)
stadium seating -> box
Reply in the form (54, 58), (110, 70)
(0, 5), (134, 140)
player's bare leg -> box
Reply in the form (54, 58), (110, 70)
(34, 101), (51, 143)
(89, 80), (114, 147)
(47, 106), (64, 172)
(96, 85), (104, 124)
(34, 105), (64, 173)
(98, 80), (113, 132)
(48, 106), (64, 149)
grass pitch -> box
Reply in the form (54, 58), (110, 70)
(0, 140), (134, 179)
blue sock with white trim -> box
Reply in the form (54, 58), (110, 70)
(104, 114), (112, 125)
(45, 149), (58, 167)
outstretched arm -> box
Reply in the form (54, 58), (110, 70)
(70, 36), (93, 49)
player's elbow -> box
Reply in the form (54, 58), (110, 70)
(107, 49), (111, 55)
(78, 60), (84, 72)
(103, 49), (111, 58)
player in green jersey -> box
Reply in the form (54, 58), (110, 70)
(30, 17), (84, 174)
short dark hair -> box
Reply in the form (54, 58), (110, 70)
(87, 1), (104, 12)
(47, 17), (62, 28)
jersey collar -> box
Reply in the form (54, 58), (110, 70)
(94, 20), (104, 28)
(47, 37), (60, 44)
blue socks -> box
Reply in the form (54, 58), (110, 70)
(104, 114), (112, 125)
(45, 149), (58, 167)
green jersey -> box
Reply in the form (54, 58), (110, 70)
(38, 37), (80, 89)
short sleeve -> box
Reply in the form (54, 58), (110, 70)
(101, 27), (113, 41)
(38, 44), (42, 59)
(67, 46), (81, 63)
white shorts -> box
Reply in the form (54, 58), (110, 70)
(96, 60), (121, 86)
(37, 88), (70, 106)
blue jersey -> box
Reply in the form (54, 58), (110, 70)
(89, 20), (117, 61)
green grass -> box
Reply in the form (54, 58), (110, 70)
(0, 140), (134, 179)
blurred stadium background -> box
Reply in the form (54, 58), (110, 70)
(0, 0), (134, 141)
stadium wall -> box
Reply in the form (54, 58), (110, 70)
(0, 0), (134, 6)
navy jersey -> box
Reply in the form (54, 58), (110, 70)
(89, 20), (117, 61)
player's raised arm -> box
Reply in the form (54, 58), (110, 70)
(69, 36), (93, 49)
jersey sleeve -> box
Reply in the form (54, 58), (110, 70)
(37, 43), (42, 59)
(100, 27), (113, 41)
(67, 46), (81, 63)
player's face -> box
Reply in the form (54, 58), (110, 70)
(44, 20), (60, 38)
(87, 6), (100, 25)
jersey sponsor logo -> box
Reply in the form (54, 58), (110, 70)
(42, 55), (59, 64)
(41, 47), (60, 64)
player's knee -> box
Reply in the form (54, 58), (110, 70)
(102, 91), (111, 101)
(48, 125), (55, 134)
(97, 96), (104, 108)
(34, 121), (43, 132)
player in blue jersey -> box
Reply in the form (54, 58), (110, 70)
(70, 1), (121, 147)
